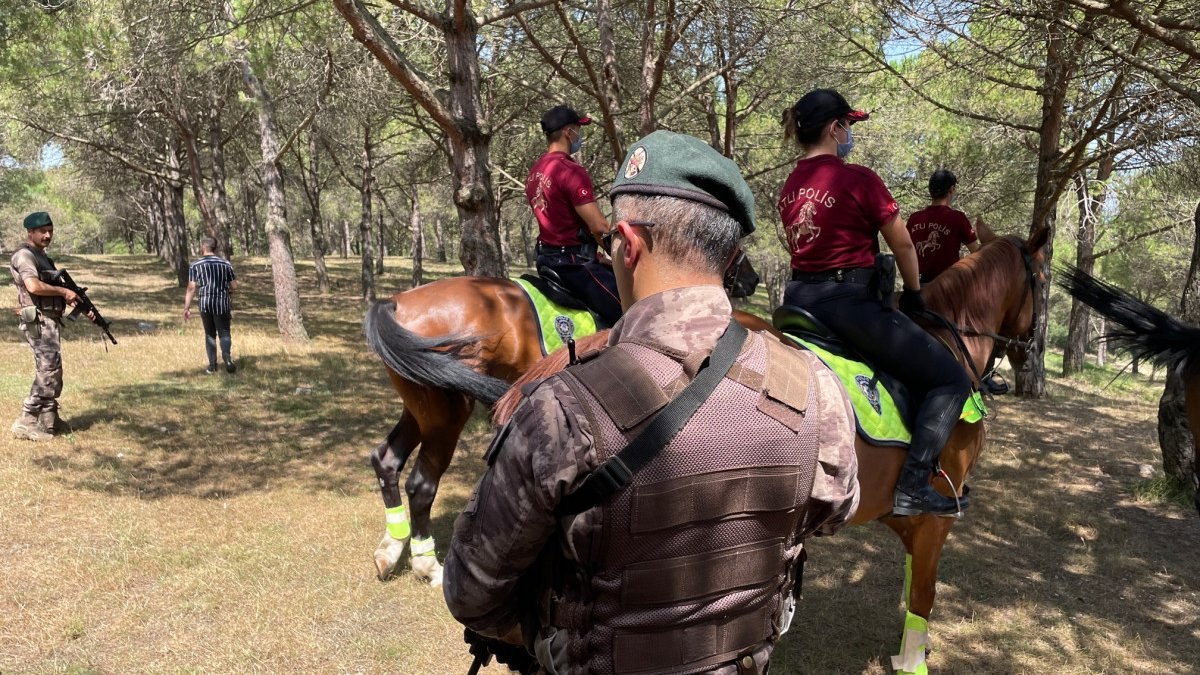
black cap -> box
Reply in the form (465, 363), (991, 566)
(929, 169), (958, 198)
(791, 89), (869, 132)
(540, 105), (592, 135)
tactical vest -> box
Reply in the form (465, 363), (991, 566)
(543, 331), (821, 675)
(11, 243), (65, 313)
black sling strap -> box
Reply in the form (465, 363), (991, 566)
(556, 320), (749, 517)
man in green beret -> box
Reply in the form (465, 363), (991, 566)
(9, 211), (80, 440)
(444, 131), (859, 674)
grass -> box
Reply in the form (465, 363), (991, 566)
(2, 253), (1198, 674)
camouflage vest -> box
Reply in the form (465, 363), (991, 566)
(11, 243), (64, 313)
(543, 330), (821, 675)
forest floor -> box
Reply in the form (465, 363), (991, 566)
(1, 254), (1197, 674)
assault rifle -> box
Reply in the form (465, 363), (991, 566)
(464, 628), (537, 675)
(40, 269), (117, 345)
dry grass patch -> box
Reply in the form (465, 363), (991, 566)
(2, 254), (1198, 673)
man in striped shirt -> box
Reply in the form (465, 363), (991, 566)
(183, 237), (238, 374)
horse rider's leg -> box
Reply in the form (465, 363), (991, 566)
(373, 411), (421, 581)
(406, 392), (473, 586)
(884, 515), (956, 675)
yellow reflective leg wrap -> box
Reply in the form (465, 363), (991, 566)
(890, 611), (930, 675)
(385, 505), (411, 541)
(903, 553), (913, 611)
(410, 536), (436, 557)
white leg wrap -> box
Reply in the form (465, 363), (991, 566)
(374, 533), (408, 581)
(410, 537), (443, 586)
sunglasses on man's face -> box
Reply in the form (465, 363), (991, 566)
(601, 220), (657, 256)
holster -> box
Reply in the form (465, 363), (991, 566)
(870, 253), (896, 304)
(19, 306), (41, 338)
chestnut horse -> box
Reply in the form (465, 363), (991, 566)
(492, 228), (1050, 675)
(1059, 265), (1200, 516)
(362, 256), (764, 585)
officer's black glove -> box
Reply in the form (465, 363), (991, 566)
(464, 628), (538, 674)
(899, 288), (926, 315)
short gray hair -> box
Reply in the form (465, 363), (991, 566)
(611, 194), (740, 275)
(199, 237), (217, 253)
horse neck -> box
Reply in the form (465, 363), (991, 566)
(925, 241), (1026, 373)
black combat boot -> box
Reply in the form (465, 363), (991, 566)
(893, 389), (969, 517)
(893, 463), (963, 517)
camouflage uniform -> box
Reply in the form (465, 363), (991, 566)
(444, 285), (860, 674)
(10, 244), (66, 418)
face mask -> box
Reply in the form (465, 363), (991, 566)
(569, 129), (583, 154)
(835, 123), (854, 159)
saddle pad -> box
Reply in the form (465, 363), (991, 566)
(514, 278), (599, 356)
(783, 332), (911, 446)
(781, 333), (988, 446)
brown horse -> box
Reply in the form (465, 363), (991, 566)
(1059, 265), (1200, 516)
(362, 256), (765, 585)
(492, 227), (1050, 675)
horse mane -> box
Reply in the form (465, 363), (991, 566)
(922, 236), (1024, 329)
(492, 331), (611, 426)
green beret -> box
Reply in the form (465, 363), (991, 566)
(610, 130), (756, 235)
(23, 211), (53, 230)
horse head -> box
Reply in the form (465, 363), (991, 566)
(1001, 225), (1051, 372)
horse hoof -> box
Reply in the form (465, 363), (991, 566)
(412, 554), (444, 587)
(374, 534), (407, 581)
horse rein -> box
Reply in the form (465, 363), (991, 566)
(917, 238), (1040, 386)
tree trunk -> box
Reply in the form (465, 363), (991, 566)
(359, 124), (376, 302)
(342, 219), (351, 258)
(1014, 16), (1070, 400)
(411, 192), (424, 287)
(240, 53), (309, 341)
(239, 170), (257, 256)
(1096, 316), (1107, 367)
(1063, 172), (1098, 375)
(164, 141), (191, 287)
(434, 214), (448, 263)
(210, 93), (235, 257)
(376, 189), (386, 276)
(1158, 200), (1200, 495)
(305, 131), (330, 294)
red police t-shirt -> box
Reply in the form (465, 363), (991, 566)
(906, 204), (978, 279)
(776, 155), (900, 272)
(525, 151), (597, 247)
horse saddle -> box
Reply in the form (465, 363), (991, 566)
(515, 273), (600, 357)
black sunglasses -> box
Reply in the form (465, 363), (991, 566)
(601, 220), (656, 255)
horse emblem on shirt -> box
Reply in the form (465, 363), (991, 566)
(915, 231), (943, 256)
(786, 201), (821, 250)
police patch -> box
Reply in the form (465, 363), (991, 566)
(554, 315), (576, 342)
(855, 374), (882, 415)
(625, 146), (646, 178)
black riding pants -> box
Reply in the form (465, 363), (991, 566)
(536, 253), (622, 327)
(785, 279), (972, 466)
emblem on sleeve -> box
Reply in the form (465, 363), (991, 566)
(855, 375), (882, 415)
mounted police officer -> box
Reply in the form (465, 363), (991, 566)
(9, 211), (81, 440)
(446, 131), (860, 674)
(526, 105), (622, 327)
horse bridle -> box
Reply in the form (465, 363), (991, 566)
(918, 238), (1040, 385)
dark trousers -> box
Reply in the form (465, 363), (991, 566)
(784, 280), (971, 465)
(536, 253), (622, 327)
(200, 311), (233, 367)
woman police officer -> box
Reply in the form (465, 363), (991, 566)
(776, 89), (971, 517)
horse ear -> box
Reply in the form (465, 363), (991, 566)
(1027, 225), (1052, 253)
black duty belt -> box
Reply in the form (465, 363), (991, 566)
(791, 267), (874, 284)
(536, 242), (589, 256)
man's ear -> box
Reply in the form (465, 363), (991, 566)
(618, 220), (644, 268)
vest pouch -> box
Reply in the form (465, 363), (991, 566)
(19, 305), (41, 338)
(870, 253), (896, 304)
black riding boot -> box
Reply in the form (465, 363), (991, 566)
(893, 390), (970, 517)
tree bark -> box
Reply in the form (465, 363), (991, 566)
(342, 219), (351, 258)
(410, 191), (424, 287)
(434, 214), (448, 263)
(1014, 15), (1070, 400)
(209, 92), (235, 257)
(376, 188), (386, 276)
(1063, 173), (1098, 375)
(359, 123), (376, 302)
(305, 131), (330, 294)
(163, 141), (191, 287)
(239, 53), (309, 341)
(1158, 200), (1200, 495)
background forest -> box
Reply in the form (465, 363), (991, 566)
(2, 0), (1199, 480)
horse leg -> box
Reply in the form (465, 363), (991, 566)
(884, 515), (955, 675)
(373, 411), (421, 581)
(406, 391), (473, 586)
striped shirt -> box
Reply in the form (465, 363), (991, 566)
(188, 255), (236, 315)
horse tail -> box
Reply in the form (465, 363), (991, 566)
(363, 300), (511, 406)
(1059, 264), (1200, 371)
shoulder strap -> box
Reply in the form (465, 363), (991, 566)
(556, 320), (749, 517)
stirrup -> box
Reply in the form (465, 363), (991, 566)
(892, 484), (964, 518)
